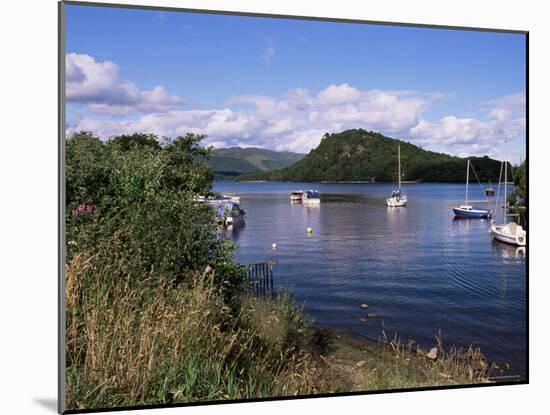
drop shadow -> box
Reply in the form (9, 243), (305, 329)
(34, 398), (57, 412)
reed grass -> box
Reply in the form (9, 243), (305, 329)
(65, 252), (322, 410)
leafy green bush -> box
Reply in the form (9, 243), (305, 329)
(66, 131), (240, 289)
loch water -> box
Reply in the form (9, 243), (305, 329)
(213, 181), (527, 378)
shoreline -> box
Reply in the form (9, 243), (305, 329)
(325, 326), (523, 384)
(231, 179), (501, 184)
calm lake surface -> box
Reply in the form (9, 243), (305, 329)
(213, 181), (527, 377)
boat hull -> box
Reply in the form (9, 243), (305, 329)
(453, 207), (491, 218)
(302, 198), (320, 205)
(225, 213), (245, 226)
(490, 222), (527, 246)
(387, 197), (407, 207)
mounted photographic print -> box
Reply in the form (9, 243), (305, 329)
(59, 1), (528, 413)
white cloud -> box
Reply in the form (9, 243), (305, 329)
(66, 53), (182, 115)
(317, 83), (361, 105)
(262, 46), (275, 63)
(69, 83), (443, 152)
(261, 36), (276, 63)
(66, 57), (525, 157)
(410, 92), (526, 157)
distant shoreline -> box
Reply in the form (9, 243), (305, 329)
(229, 179), (505, 184)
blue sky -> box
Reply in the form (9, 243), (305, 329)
(65, 4), (526, 162)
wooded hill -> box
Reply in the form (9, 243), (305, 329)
(240, 129), (505, 183)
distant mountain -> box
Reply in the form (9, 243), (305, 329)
(209, 147), (304, 179)
(239, 129), (505, 183)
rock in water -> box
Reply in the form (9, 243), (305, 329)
(360, 303), (369, 309)
(427, 347), (438, 360)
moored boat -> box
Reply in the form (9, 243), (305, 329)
(387, 189), (407, 207)
(485, 180), (495, 196)
(302, 190), (320, 205)
(211, 200), (246, 227)
(453, 159), (491, 218)
(195, 194), (241, 204)
(453, 205), (491, 218)
(490, 220), (526, 246)
(290, 190), (304, 202)
(489, 142), (526, 246)
(387, 144), (407, 207)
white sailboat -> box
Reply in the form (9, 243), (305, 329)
(489, 145), (526, 246)
(387, 144), (407, 207)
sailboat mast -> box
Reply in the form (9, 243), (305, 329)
(465, 159), (469, 205)
(398, 144), (401, 191)
(504, 152), (507, 220)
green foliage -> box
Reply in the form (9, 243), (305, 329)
(66, 131), (240, 289)
(513, 161), (527, 204)
(107, 132), (162, 152)
(241, 129), (503, 183)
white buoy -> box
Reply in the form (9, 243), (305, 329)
(272, 243), (277, 250)
(306, 227), (313, 234)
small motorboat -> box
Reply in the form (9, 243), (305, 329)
(196, 194), (241, 204)
(302, 190), (320, 205)
(290, 190), (304, 202)
(212, 201), (246, 227)
(222, 193), (241, 203)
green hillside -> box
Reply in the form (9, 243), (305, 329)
(209, 147), (304, 179)
(240, 129), (505, 183)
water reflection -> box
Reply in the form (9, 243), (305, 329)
(491, 240), (527, 260)
(224, 221), (246, 242)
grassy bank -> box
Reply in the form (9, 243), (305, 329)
(66, 258), (490, 410)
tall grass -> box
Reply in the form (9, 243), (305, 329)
(65, 250), (323, 410)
